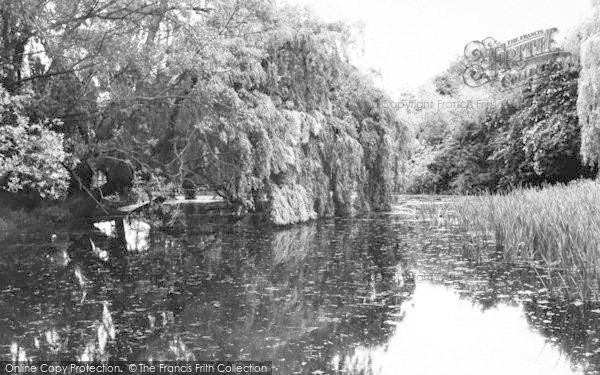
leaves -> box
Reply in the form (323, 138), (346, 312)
(0, 87), (71, 199)
(415, 64), (593, 194)
(0, 0), (409, 220)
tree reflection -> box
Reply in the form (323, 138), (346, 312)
(95, 218), (414, 372)
(2, 211), (599, 374)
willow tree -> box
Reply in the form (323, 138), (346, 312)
(165, 6), (409, 224)
(98, 2), (410, 224)
(0, 0), (409, 224)
(578, 3), (600, 165)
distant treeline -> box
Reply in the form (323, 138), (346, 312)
(406, 7), (600, 195)
(409, 64), (597, 194)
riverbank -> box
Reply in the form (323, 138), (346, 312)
(0, 192), (236, 242)
(0, 204), (73, 242)
(447, 180), (600, 301)
(0, 190), (122, 242)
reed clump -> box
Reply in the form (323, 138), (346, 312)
(451, 180), (600, 301)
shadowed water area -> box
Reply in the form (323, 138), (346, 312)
(1, 198), (600, 374)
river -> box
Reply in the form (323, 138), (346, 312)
(1, 197), (599, 374)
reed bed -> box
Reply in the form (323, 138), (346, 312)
(449, 180), (600, 301)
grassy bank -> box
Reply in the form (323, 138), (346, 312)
(449, 180), (600, 301)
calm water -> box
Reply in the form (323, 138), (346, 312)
(1, 198), (600, 374)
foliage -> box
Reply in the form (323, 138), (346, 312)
(124, 5), (409, 221)
(411, 63), (594, 194)
(570, 3), (600, 166)
(579, 33), (600, 165)
(0, 0), (409, 223)
(446, 180), (600, 301)
(400, 76), (505, 194)
(269, 183), (317, 226)
(0, 86), (72, 198)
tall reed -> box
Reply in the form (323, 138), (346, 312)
(451, 180), (600, 301)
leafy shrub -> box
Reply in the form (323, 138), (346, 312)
(414, 63), (595, 194)
(0, 86), (72, 199)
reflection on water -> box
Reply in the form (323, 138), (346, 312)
(0, 201), (599, 374)
(94, 221), (117, 238)
(335, 283), (579, 375)
(93, 219), (150, 252)
(123, 220), (150, 252)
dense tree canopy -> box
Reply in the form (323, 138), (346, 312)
(407, 62), (595, 194)
(0, 0), (409, 224)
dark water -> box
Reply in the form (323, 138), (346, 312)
(1, 198), (600, 374)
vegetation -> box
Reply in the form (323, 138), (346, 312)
(407, 62), (595, 194)
(579, 5), (600, 165)
(393, 5), (600, 304)
(0, 86), (72, 198)
(447, 181), (600, 301)
(406, 3), (600, 195)
(0, 0), (409, 225)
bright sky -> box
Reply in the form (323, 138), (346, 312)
(281, 0), (594, 96)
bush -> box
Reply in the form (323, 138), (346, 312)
(413, 64), (595, 194)
(0, 86), (72, 199)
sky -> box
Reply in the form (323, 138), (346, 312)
(281, 0), (594, 96)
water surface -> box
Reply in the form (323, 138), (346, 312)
(1, 198), (599, 374)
